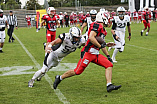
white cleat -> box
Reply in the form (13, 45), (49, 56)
(112, 58), (117, 63)
(113, 60), (117, 63)
(28, 79), (34, 87)
(108, 47), (113, 52)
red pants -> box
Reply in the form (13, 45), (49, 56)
(143, 20), (150, 28)
(74, 52), (113, 75)
(46, 30), (56, 42)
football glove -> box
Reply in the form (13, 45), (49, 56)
(107, 55), (113, 64)
(100, 42), (107, 49)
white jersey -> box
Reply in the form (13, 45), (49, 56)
(53, 33), (85, 59)
(85, 17), (96, 32)
(82, 17), (96, 41)
(0, 15), (7, 31)
(113, 15), (130, 32)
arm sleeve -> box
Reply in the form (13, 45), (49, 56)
(58, 33), (65, 42)
(111, 20), (116, 30)
(15, 15), (18, 27)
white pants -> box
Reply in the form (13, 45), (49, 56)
(0, 31), (5, 43)
(113, 31), (125, 52)
(41, 51), (63, 73)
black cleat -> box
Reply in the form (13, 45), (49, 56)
(53, 75), (61, 89)
(107, 84), (121, 92)
(0, 50), (3, 53)
(141, 32), (143, 36)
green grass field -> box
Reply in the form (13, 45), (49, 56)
(0, 22), (157, 104)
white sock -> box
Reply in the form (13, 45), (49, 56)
(32, 70), (42, 80)
(107, 82), (112, 86)
(112, 48), (119, 60)
(0, 48), (2, 50)
(60, 75), (63, 80)
(141, 30), (144, 32)
(146, 32), (148, 35)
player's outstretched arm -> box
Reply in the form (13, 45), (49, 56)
(45, 38), (62, 53)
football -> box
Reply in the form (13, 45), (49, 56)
(95, 36), (104, 44)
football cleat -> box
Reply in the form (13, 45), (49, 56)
(107, 84), (121, 92)
(146, 34), (148, 36)
(141, 32), (143, 36)
(112, 58), (117, 63)
(28, 79), (34, 87)
(53, 75), (61, 89)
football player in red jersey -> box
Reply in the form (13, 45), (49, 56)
(26, 15), (31, 28)
(138, 10), (142, 23)
(141, 7), (150, 36)
(38, 7), (60, 42)
(53, 12), (122, 92)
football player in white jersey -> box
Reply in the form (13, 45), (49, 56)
(108, 6), (131, 63)
(0, 9), (9, 53)
(81, 9), (97, 41)
(28, 27), (86, 87)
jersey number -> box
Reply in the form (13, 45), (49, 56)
(117, 23), (126, 28)
(62, 45), (76, 54)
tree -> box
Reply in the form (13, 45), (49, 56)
(26, 0), (43, 10)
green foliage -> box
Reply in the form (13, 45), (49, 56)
(0, 0), (21, 10)
(26, 0), (43, 10)
(0, 22), (157, 104)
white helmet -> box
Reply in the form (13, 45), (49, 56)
(100, 8), (105, 13)
(69, 27), (81, 44)
(117, 6), (126, 17)
(47, 7), (55, 15)
(96, 12), (108, 25)
(90, 9), (97, 19)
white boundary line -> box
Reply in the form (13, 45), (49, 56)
(13, 33), (70, 104)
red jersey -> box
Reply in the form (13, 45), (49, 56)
(42, 14), (57, 31)
(26, 17), (31, 22)
(138, 11), (142, 16)
(81, 22), (107, 53)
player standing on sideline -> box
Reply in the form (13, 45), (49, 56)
(64, 12), (69, 27)
(0, 9), (9, 53)
(108, 6), (131, 63)
(58, 12), (64, 28)
(37, 7), (60, 42)
(133, 9), (138, 23)
(81, 9), (97, 41)
(138, 10), (142, 23)
(69, 12), (74, 27)
(28, 27), (86, 87)
(141, 7), (150, 36)
(53, 12), (121, 92)
(26, 15), (31, 28)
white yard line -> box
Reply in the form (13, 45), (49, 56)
(13, 33), (70, 104)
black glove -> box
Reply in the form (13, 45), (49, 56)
(100, 42), (107, 49)
(107, 55), (113, 64)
